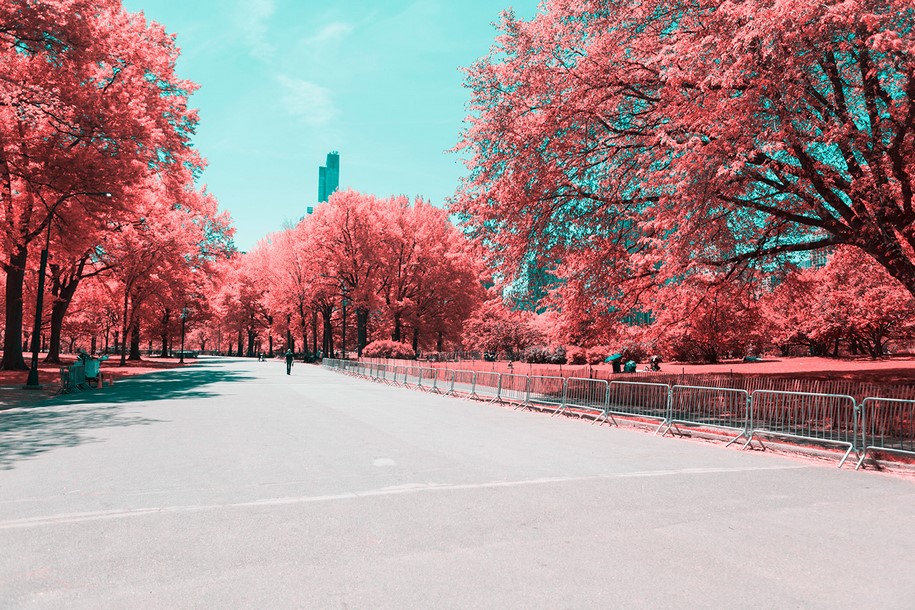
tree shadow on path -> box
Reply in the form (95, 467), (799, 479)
(0, 359), (255, 469)
(50, 361), (256, 407)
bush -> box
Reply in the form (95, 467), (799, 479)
(586, 345), (611, 365)
(362, 340), (416, 359)
(566, 346), (587, 365)
(522, 344), (567, 364)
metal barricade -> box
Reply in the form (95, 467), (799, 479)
(748, 390), (859, 467)
(607, 381), (671, 429)
(559, 378), (610, 422)
(57, 366), (73, 394)
(472, 371), (501, 402)
(390, 365), (407, 386)
(525, 376), (566, 413)
(426, 368), (454, 394)
(417, 367), (438, 392)
(499, 374), (530, 406)
(661, 386), (751, 446)
(449, 369), (476, 397)
(401, 365), (423, 389)
(70, 363), (87, 389)
(856, 397), (915, 469)
(376, 363), (396, 385)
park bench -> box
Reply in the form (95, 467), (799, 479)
(173, 350), (198, 359)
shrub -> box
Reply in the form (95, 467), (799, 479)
(566, 346), (587, 365)
(362, 340), (416, 359)
(586, 345), (611, 365)
(522, 344), (567, 364)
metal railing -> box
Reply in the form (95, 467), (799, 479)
(607, 381), (671, 429)
(525, 375), (566, 413)
(472, 371), (501, 403)
(657, 385), (751, 447)
(747, 390), (859, 467)
(559, 378), (610, 423)
(499, 373), (530, 406)
(450, 369), (477, 398)
(857, 397), (915, 469)
(320, 359), (915, 469)
(57, 362), (88, 394)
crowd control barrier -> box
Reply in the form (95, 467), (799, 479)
(320, 359), (915, 470)
(857, 397), (915, 469)
(499, 374), (530, 406)
(747, 390), (859, 467)
(559, 378), (610, 423)
(472, 371), (501, 403)
(525, 376), (566, 413)
(661, 386), (751, 446)
(450, 370), (477, 398)
(606, 381), (671, 429)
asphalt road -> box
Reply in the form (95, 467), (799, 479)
(1, 357), (914, 609)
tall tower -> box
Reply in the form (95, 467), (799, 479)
(317, 151), (340, 203)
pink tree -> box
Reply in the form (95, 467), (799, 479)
(455, 0), (915, 334)
(0, 1), (203, 369)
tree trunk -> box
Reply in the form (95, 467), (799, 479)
(119, 286), (130, 366)
(321, 306), (334, 357)
(311, 310), (318, 355)
(392, 314), (402, 342)
(129, 320), (142, 360)
(45, 298), (69, 363)
(436, 330), (444, 353)
(412, 327), (419, 354)
(246, 329), (256, 357)
(268, 334), (274, 358)
(356, 307), (368, 356)
(160, 308), (171, 357)
(0, 246), (29, 370)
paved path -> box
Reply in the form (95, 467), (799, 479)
(1, 357), (914, 608)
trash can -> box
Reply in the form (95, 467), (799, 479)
(605, 353), (623, 374)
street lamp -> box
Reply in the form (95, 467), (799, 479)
(25, 191), (111, 389)
(179, 307), (189, 364)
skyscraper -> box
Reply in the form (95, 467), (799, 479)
(317, 151), (340, 203)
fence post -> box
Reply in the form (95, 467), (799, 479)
(553, 378), (570, 417)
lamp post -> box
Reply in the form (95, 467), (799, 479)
(179, 307), (188, 364)
(25, 192), (111, 389)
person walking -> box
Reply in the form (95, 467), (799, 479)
(284, 349), (294, 375)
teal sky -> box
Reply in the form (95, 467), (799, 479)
(121, 0), (540, 251)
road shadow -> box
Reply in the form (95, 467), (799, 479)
(0, 404), (161, 470)
(44, 360), (256, 407)
(0, 360), (255, 469)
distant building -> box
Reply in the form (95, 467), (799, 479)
(317, 151), (340, 203)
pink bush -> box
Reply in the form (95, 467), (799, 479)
(362, 340), (416, 359)
(566, 346), (587, 365)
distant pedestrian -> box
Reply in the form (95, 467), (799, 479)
(284, 349), (294, 375)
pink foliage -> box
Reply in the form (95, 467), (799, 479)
(362, 340), (416, 360)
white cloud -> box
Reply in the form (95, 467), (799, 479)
(276, 75), (338, 126)
(234, 0), (276, 61)
(309, 22), (354, 45)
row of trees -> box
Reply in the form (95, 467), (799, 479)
(0, 1), (233, 370)
(461, 246), (915, 363)
(450, 0), (915, 361)
(206, 190), (485, 360)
